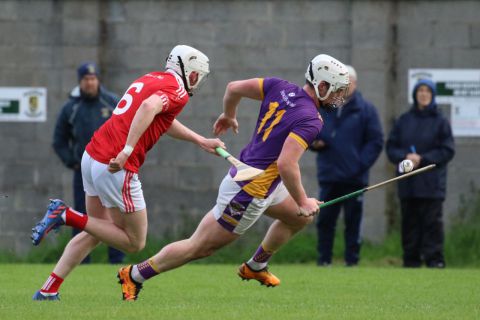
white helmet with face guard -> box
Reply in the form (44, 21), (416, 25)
(305, 54), (350, 108)
(166, 45), (210, 96)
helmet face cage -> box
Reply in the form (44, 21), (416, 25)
(321, 80), (350, 108)
(191, 71), (209, 91)
(323, 85), (349, 109)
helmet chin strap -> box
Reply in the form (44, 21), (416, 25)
(318, 94), (340, 111)
(322, 96), (344, 110)
(177, 56), (193, 97)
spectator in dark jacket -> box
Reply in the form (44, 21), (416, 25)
(52, 62), (125, 264)
(386, 78), (455, 268)
(311, 66), (383, 266)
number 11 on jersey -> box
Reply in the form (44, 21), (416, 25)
(257, 101), (286, 141)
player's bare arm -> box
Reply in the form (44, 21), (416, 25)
(167, 119), (225, 154)
(108, 94), (164, 173)
(213, 78), (263, 136)
(278, 137), (321, 217)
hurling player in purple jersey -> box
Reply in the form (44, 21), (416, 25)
(116, 54), (349, 300)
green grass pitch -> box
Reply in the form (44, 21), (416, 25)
(0, 264), (479, 319)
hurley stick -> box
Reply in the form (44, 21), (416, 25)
(319, 164), (436, 208)
(215, 147), (264, 181)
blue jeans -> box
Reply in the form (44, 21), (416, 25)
(73, 169), (125, 264)
(316, 183), (363, 265)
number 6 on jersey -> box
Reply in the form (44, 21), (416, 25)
(114, 82), (144, 115)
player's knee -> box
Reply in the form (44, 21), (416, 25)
(125, 239), (145, 253)
(135, 239), (146, 252)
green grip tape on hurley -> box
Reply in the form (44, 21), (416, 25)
(215, 147), (231, 159)
(319, 189), (366, 209)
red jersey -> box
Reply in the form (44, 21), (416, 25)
(86, 71), (189, 173)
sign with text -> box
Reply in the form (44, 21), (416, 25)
(409, 69), (480, 137)
(0, 87), (47, 122)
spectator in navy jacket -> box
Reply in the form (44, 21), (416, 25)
(53, 62), (125, 264)
(386, 78), (454, 268)
(310, 66), (383, 266)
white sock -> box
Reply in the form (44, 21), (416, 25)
(130, 264), (146, 283)
(247, 259), (267, 271)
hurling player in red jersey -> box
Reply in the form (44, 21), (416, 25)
(31, 45), (225, 301)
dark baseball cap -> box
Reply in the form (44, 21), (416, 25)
(77, 62), (99, 81)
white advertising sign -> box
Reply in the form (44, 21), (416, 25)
(409, 69), (480, 137)
(0, 87), (47, 122)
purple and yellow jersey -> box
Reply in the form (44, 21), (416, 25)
(231, 77), (323, 198)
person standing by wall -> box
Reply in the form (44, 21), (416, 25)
(52, 62), (125, 264)
(386, 78), (455, 268)
(310, 65), (383, 266)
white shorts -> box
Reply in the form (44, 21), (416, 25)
(81, 151), (146, 213)
(213, 174), (289, 235)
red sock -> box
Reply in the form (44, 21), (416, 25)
(40, 272), (64, 294)
(65, 207), (88, 230)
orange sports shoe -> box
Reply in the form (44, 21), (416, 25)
(117, 265), (143, 301)
(237, 262), (280, 287)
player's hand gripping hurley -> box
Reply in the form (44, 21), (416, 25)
(215, 147), (264, 181)
(317, 164), (436, 209)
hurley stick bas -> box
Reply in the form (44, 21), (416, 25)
(319, 164), (436, 209)
(215, 147), (264, 181)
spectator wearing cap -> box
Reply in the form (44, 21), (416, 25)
(386, 79), (455, 268)
(52, 62), (125, 264)
(310, 65), (384, 266)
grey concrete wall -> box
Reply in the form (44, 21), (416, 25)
(1, 0), (479, 255)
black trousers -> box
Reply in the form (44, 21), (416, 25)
(400, 198), (445, 267)
(73, 169), (125, 264)
(316, 183), (363, 265)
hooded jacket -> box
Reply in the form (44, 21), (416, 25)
(386, 79), (455, 199)
(53, 86), (119, 168)
(312, 90), (384, 186)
